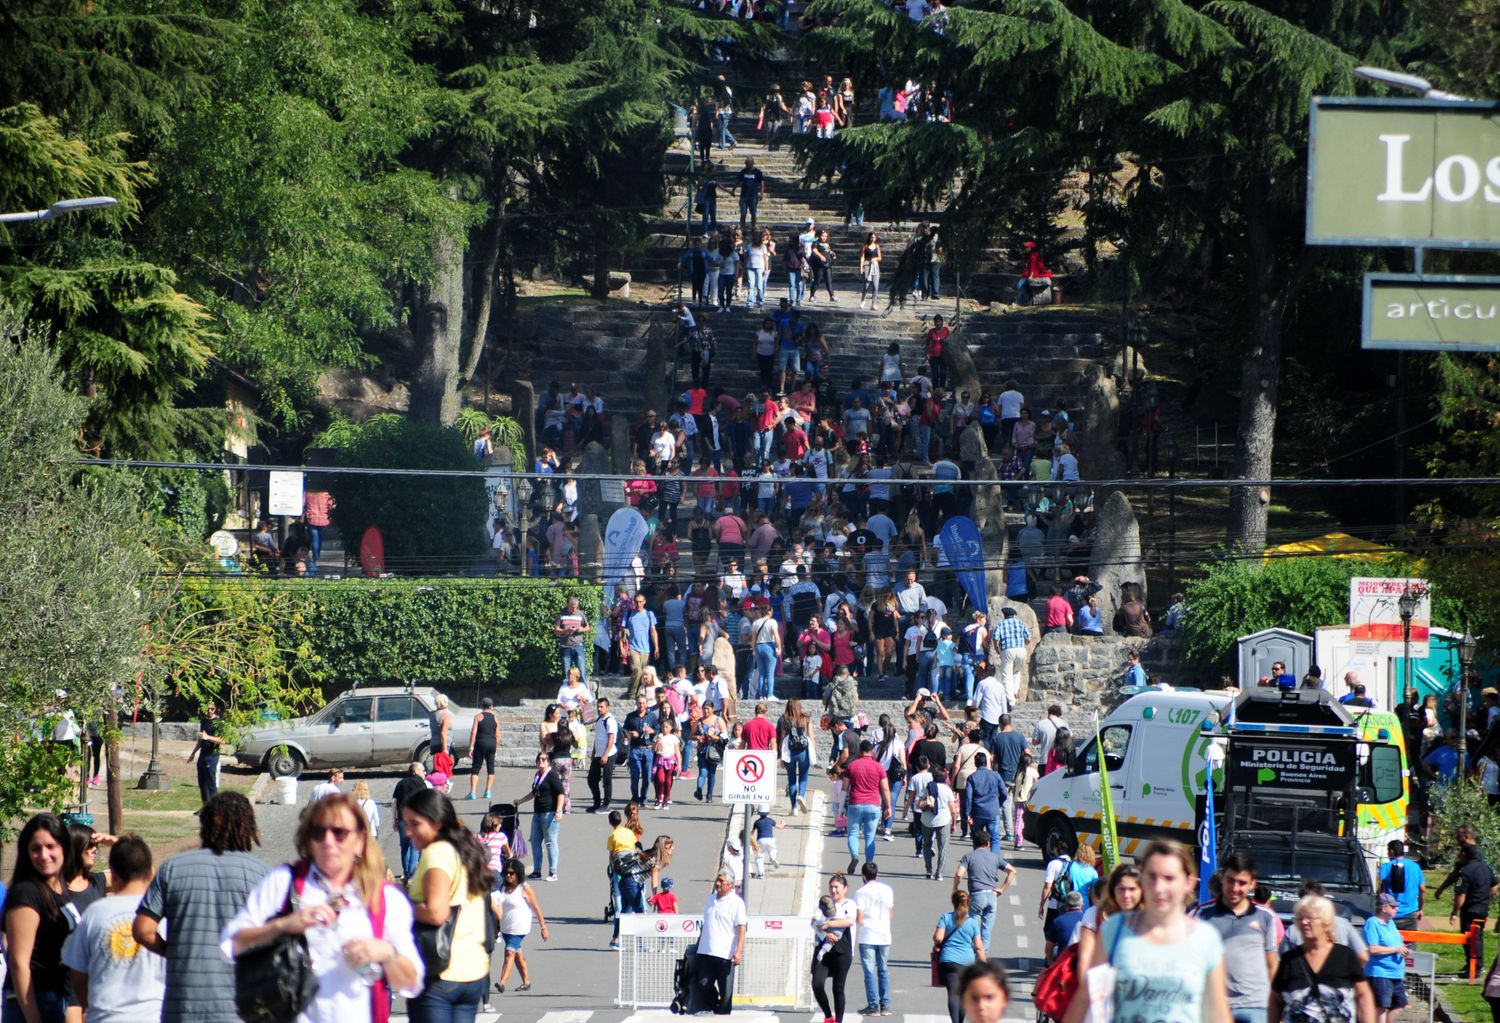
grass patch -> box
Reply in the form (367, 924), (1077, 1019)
(1438, 979), (1488, 1022)
(121, 775), (251, 813)
(117, 812), (203, 857)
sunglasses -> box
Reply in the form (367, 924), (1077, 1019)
(309, 824), (358, 843)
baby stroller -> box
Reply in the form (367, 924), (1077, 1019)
(487, 802), (523, 856)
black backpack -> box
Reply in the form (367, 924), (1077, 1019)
(1384, 860), (1406, 896)
(788, 726), (809, 752)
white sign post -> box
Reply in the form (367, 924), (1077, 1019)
(723, 750), (775, 805)
(268, 471), (305, 517)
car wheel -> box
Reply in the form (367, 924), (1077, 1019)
(414, 742), (432, 773)
(1040, 813), (1077, 860)
(267, 749), (305, 779)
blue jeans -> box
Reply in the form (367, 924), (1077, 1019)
(613, 874), (647, 939)
(629, 747), (655, 801)
(936, 665), (956, 700)
(971, 889), (997, 949)
(960, 654), (976, 703)
(924, 262), (940, 299)
(561, 645), (587, 686)
(787, 750), (810, 802)
(664, 626), (689, 670)
(397, 817), (420, 878)
(846, 803), (880, 863)
(408, 977), (489, 1023)
(307, 525), (322, 575)
(754, 429), (775, 463)
(754, 642), (779, 699)
(717, 111), (736, 148)
(698, 759), (719, 797)
(745, 266), (766, 305)
(971, 816), (998, 847)
(914, 421), (933, 462)
(1232, 1010), (1269, 1023)
(789, 272), (805, 304)
(2, 989), (66, 1023)
(530, 810), (560, 876)
(917, 651), (934, 691)
(859, 944), (890, 1009)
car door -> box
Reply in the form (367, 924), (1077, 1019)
(374, 695), (428, 763)
(319, 696), (375, 766)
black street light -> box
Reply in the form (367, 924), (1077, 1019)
(1398, 587), (1421, 709)
(1458, 622), (1476, 778)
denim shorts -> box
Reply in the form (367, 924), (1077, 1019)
(1370, 977), (1408, 1009)
(503, 932), (527, 952)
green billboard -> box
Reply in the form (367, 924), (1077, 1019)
(1308, 98), (1500, 248)
(1363, 273), (1500, 351)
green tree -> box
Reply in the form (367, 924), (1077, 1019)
(0, 321), (157, 832)
(322, 414), (489, 562)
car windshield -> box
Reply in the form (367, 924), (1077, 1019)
(1238, 835), (1364, 887)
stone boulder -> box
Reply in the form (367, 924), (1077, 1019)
(574, 441), (610, 520)
(1088, 491), (1147, 635)
(578, 513), (603, 584)
(989, 596), (1039, 700)
(1078, 365), (1124, 482)
(511, 379), (536, 465)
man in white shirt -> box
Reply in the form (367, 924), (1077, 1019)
(587, 698), (620, 812)
(896, 570), (927, 629)
(309, 768), (344, 803)
(973, 672), (1010, 741)
(854, 861), (895, 1015)
(1031, 705), (1069, 767)
(691, 871), (747, 1014)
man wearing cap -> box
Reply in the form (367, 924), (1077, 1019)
(1364, 893), (1411, 1023)
(1379, 839), (1425, 929)
(993, 606), (1031, 698)
(1195, 851), (1278, 1023)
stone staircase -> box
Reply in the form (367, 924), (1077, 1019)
(488, 674), (1059, 767)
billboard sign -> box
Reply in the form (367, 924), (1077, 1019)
(1227, 740), (1357, 791)
(1307, 98), (1500, 248)
(1349, 577), (1430, 658)
(1363, 274), (1500, 351)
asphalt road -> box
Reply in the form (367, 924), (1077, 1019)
(243, 764), (1051, 1023)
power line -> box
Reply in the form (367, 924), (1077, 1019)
(70, 458), (1500, 489)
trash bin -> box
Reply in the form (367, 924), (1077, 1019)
(276, 776), (299, 805)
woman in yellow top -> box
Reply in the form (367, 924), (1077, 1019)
(400, 788), (495, 1023)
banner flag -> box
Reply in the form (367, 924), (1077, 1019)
(937, 516), (988, 614)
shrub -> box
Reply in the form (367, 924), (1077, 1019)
(324, 415), (489, 562)
(179, 576), (602, 701)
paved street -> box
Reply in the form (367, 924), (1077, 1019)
(247, 763), (1050, 1022)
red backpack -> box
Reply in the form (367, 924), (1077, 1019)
(1032, 944), (1080, 1019)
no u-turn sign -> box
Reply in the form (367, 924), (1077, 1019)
(723, 750), (775, 803)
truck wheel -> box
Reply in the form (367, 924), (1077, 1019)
(267, 749), (305, 779)
(1040, 814), (1077, 860)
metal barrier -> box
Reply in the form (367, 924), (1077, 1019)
(616, 913), (813, 1009)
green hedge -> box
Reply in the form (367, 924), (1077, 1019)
(188, 577), (602, 700)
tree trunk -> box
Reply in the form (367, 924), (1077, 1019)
(460, 206), (504, 386)
(591, 249), (611, 300)
(409, 224), (467, 426)
(106, 701), (122, 834)
(1226, 178), (1312, 552)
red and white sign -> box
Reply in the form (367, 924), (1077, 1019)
(1349, 577), (1430, 657)
(723, 750), (775, 804)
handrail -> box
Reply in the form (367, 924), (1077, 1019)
(1399, 924), (1480, 982)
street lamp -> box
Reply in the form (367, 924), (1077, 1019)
(1354, 67), (1469, 101)
(1398, 588), (1419, 711)
(0, 196), (119, 224)
(1458, 622), (1476, 778)
(517, 476), (534, 575)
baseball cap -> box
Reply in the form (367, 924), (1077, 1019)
(661, 876), (675, 891)
(917, 687), (931, 698)
(1377, 892), (1399, 908)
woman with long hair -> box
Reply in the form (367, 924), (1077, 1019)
(4, 814), (78, 1023)
(858, 232), (882, 310)
(490, 857), (549, 994)
(611, 837), (674, 946)
(780, 699), (814, 812)
(870, 591), (899, 678)
(933, 889), (986, 1023)
(1064, 840), (1230, 1023)
(398, 788), (494, 1023)
(874, 716), (906, 839)
(1072, 862), (1143, 967)
(64, 823), (111, 919)
(809, 229), (837, 301)
(811, 873), (857, 1023)
(227, 794), (422, 1023)
(514, 753), (566, 881)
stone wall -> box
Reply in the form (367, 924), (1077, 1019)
(1026, 634), (1181, 709)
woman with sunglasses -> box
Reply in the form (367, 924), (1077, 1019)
(398, 789), (494, 1023)
(225, 793), (422, 1023)
(490, 858), (548, 994)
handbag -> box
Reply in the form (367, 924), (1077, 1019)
(414, 912), (460, 983)
(234, 861), (317, 1023)
(1082, 912), (1131, 1023)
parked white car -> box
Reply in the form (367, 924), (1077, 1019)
(237, 686), (475, 777)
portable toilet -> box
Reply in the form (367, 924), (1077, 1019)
(1237, 627), (1314, 688)
(1315, 625), (1391, 709)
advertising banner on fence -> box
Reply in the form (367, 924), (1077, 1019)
(1349, 577), (1430, 657)
(937, 515), (989, 615)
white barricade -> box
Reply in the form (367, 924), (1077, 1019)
(616, 913), (813, 1009)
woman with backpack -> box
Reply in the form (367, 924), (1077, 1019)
(780, 700), (816, 813)
(875, 718), (907, 840)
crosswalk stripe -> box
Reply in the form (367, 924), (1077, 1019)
(1012, 914), (1025, 927)
(1014, 934), (1029, 948)
(1007, 894), (1020, 906)
(539, 1013), (595, 1023)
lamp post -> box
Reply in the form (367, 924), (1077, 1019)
(1458, 623), (1476, 779)
(1165, 435), (1179, 596)
(517, 476), (534, 575)
(0, 196), (119, 224)
(1398, 588), (1419, 711)
(1354, 67), (1468, 101)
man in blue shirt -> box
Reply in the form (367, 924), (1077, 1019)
(1423, 731), (1460, 784)
(625, 592), (659, 699)
(1378, 840), (1426, 930)
(1363, 893), (1410, 1021)
(964, 752), (1005, 841)
(1121, 649), (1148, 688)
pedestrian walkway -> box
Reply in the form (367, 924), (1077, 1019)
(390, 1008), (1036, 1023)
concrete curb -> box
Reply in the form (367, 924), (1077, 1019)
(799, 790), (828, 920)
(247, 772), (272, 804)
